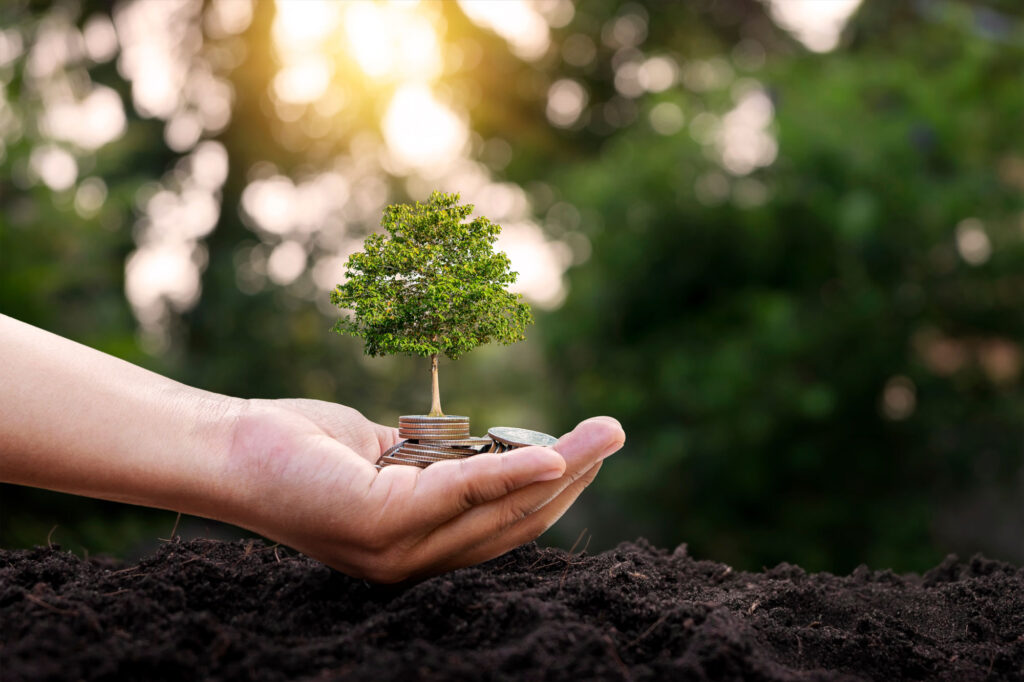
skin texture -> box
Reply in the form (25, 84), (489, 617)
(0, 315), (625, 582)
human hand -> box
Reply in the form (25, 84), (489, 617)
(223, 399), (625, 582)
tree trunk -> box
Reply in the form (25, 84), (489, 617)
(428, 353), (443, 416)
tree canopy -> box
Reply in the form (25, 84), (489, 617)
(331, 192), (533, 362)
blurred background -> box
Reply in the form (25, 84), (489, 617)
(2, 0), (1022, 573)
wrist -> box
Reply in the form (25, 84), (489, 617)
(172, 389), (250, 522)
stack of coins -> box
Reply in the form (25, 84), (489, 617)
(398, 415), (471, 440)
(376, 417), (559, 470)
(378, 416), (490, 469)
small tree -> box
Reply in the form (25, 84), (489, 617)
(331, 191), (533, 416)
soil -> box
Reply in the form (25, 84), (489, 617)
(1, 539), (1022, 681)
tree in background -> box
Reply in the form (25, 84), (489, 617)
(332, 192), (532, 417)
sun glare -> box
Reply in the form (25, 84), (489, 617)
(457, 0), (550, 60)
(272, 0), (338, 52)
(766, 0), (863, 52)
(384, 84), (467, 170)
(258, 0), (575, 308)
(343, 2), (441, 82)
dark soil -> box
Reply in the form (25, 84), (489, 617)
(1, 539), (1021, 681)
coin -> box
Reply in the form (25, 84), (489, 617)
(396, 451), (447, 462)
(385, 416), (561, 470)
(380, 454), (428, 468)
(400, 444), (470, 460)
(382, 441), (405, 457)
(488, 427), (558, 448)
(400, 422), (469, 428)
(399, 429), (471, 439)
(429, 437), (492, 448)
(399, 432), (471, 442)
(393, 448), (452, 465)
(399, 420), (470, 428)
(403, 442), (474, 455)
(399, 415), (469, 423)
(376, 440), (406, 467)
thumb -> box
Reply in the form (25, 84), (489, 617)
(403, 447), (567, 528)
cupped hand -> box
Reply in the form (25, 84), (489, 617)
(222, 398), (625, 582)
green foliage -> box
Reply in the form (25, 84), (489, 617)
(538, 1), (1024, 571)
(331, 192), (533, 362)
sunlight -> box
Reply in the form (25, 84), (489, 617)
(29, 145), (77, 191)
(261, 0), (569, 309)
(718, 84), (776, 175)
(383, 84), (467, 170)
(274, 55), (332, 104)
(343, 2), (441, 82)
(40, 85), (126, 151)
(766, 0), (862, 53)
(956, 218), (992, 266)
(546, 79), (588, 128)
(125, 241), (201, 324)
(496, 221), (570, 309)
(457, 0), (550, 60)
(272, 0), (338, 52)
(267, 240), (307, 286)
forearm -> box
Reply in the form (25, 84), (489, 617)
(0, 314), (244, 518)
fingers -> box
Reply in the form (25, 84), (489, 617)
(420, 461), (603, 577)
(398, 417), (624, 567)
(396, 447), (567, 529)
(281, 398), (399, 462)
(368, 423), (401, 459)
(553, 416), (624, 471)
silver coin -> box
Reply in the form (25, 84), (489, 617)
(401, 445), (470, 459)
(396, 452), (446, 464)
(382, 440), (405, 456)
(488, 427), (558, 448)
(395, 430), (471, 436)
(377, 440), (406, 466)
(430, 437), (492, 447)
(406, 443), (474, 455)
(380, 455), (427, 468)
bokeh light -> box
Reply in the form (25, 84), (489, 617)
(383, 85), (468, 170)
(766, 0), (863, 52)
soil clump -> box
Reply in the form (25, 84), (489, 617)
(1, 539), (1021, 681)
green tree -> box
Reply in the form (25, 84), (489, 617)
(331, 192), (533, 416)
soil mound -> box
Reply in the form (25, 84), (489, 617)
(1, 539), (1021, 681)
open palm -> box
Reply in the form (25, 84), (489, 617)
(225, 398), (625, 582)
